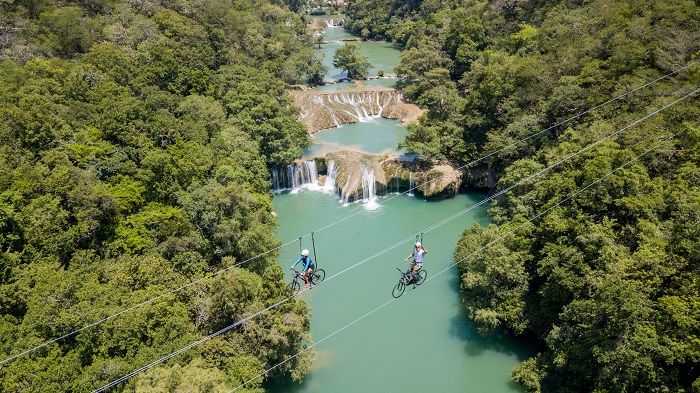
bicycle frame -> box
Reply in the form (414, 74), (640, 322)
(393, 265), (427, 298)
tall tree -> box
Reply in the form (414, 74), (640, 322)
(332, 43), (372, 79)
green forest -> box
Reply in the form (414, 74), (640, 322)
(0, 0), (320, 391)
(1, 0), (699, 392)
(346, 0), (700, 391)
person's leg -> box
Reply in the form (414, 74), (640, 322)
(411, 263), (420, 281)
(304, 268), (312, 286)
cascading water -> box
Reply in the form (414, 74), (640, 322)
(340, 166), (361, 205)
(323, 159), (338, 194)
(272, 157), (382, 209)
(270, 160), (319, 192)
(337, 164), (379, 208)
(408, 170), (414, 196)
(292, 90), (403, 132)
(361, 166), (379, 210)
(323, 18), (344, 27)
(302, 160), (319, 186)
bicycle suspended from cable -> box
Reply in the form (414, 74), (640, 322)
(289, 232), (325, 294)
(392, 233), (428, 298)
(289, 267), (326, 294)
(392, 262), (427, 298)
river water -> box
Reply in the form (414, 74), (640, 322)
(314, 16), (401, 80)
(305, 117), (408, 157)
(267, 18), (537, 393)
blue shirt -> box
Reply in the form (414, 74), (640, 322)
(291, 256), (313, 271)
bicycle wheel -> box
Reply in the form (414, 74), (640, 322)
(288, 280), (301, 294)
(415, 269), (427, 286)
(310, 269), (325, 285)
(392, 281), (405, 298)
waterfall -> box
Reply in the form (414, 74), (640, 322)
(332, 93), (373, 122)
(361, 166), (379, 210)
(340, 166), (361, 205)
(323, 159), (338, 193)
(408, 170), (414, 196)
(270, 160), (319, 192)
(323, 18), (344, 27)
(339, 165), (379, 208)
(272, 158), (384, 209)
(318, 95), (342, 127)
(293, 89), (401, 132)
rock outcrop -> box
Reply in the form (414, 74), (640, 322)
(270, 152), (478, 202)
(322, 151), (464, 201)
(290, 87), (422, 133)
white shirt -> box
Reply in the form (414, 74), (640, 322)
(413, 247), (426, 263)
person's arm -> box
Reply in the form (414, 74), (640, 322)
(290, 256), (302, 269)
(404, 252), (414, 262)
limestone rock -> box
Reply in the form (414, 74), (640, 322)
(289, 87), (422, 133)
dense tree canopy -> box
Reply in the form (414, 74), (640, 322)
(3, 0), (700, 391)
(346, 0), (700, 391)
(0, 0), (321, 391)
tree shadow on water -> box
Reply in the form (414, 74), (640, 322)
(449, 296), (541, 360)
(264, 372), (315, 393)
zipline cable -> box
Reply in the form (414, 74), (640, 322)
(89, 97), (698, 392)
(4, 63), (696, 366)
(226, 119), (700, 392)
(426, 120), (700, 280)
(91, 290), (301, 393)
(0, 237), (299, 366)
(313, 59), (700, 233)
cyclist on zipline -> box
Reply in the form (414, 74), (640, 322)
(290, 249), (315, 288)
(404, 241), (427, 283)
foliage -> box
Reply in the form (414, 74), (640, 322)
(345, 0), (700, 391)
(332, 43), (372, 80)
(0, 0), (317, 391)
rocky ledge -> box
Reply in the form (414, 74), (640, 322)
(289, 86), (423, 133)
(311, 151), (482, 202)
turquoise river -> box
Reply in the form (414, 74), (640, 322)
(267, 17), (538, 393)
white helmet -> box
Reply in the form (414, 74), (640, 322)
(301, 249), (309, 256)
(415, 242), (421, 247)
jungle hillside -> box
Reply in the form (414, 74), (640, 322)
(2, 0), (700, 392)
(347, 0), (700, 391)
(0, 0), (322, 392)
